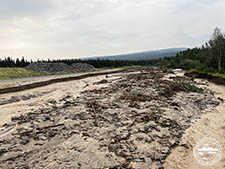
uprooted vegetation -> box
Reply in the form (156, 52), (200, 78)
(159, 81), (203, 98)
(0, 67), (220, 169)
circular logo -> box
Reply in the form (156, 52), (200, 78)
(193, 137), (222, 166)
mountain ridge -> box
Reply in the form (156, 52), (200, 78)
(81, 48), (187, 61)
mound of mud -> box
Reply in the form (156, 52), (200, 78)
(26, 62), (75, 73)
(0, 67), (221, 169)
(71, 63), (95, 72)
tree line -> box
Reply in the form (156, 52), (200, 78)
(159, 27), (225, 73)
(0, 56), (158, 68)
(0, 57), (31, 67)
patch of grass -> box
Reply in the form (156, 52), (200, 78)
(120, 89), (152, 102)
(0, 68), (44, 80)
(161, 81), (203, 98)
(131, 89), (144, 96)
(186, 69), (225, 79)
(181, 83), (203, 93)
(185, 69), (205, 74)
(213, 73), (225, 78)
(185, 69), (225, 85)
(162, 68), (174, 74)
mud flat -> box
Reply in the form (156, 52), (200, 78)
(0, 67), (221, 169)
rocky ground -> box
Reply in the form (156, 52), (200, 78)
(0, 67), (221, 169)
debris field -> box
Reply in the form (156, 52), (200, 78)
(0, 67), (220, 169)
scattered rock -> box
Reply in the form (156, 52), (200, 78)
(144, 157), (152, 164)
(11, 115), (24, 121)
(114, 122), (123, 127)
(0, 149), (7, 156)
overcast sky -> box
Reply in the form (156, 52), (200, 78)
(0, 0), (225, 60)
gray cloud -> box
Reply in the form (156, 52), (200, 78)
(0, 0), (225, 60)
(0, 0), (53, 19)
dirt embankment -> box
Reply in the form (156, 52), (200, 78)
(185, 71), (225, 85)
(0, 68), (131, 94)
(0, 67), (221, 169)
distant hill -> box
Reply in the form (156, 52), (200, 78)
(81, 48), (187, 61)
